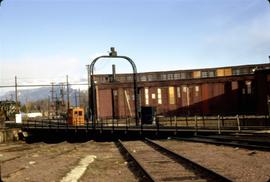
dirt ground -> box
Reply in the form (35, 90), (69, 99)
(0, 141), (137, 182)
(0, 139), (270, 182)
(155, 139), (270, 182)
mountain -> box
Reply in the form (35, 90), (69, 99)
(0, 87), (87, 106)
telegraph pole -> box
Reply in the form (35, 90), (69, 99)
(66, 75), (70, 110)
(15, 76), (18, 112)
(50, 82), (55, 117)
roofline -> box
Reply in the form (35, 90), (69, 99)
(93, 62), (270, 76)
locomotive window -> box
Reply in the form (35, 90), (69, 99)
(79, 111), (82, 116)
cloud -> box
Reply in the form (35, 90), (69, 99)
(0, 55), (87, 86)
(202, 12), (270, 62)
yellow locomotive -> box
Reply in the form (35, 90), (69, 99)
(67, 107), (85, 125)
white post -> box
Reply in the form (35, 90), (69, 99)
(236, 115), (241, 132)
(218, 115), (221, 134)
(195, 115), (198, 136)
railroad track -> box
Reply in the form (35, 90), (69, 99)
(117, 139), (231, 182)
(173, 136), (270, 151)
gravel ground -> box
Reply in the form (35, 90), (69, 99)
(0, 141), (137, 182)
(1, 139), (269, 182)
(155, 139), (270, 182)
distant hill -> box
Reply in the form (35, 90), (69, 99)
(0, 87), (87, 106)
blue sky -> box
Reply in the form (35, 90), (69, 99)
(0, 0), (270, 88)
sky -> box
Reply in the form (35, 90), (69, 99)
(0, 0), (270, 91)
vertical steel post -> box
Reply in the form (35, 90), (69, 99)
(89, 48), (140, 128)
(87, 65), (90, 129)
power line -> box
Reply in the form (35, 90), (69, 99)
(0, 83), (88, 88)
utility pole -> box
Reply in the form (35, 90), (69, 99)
(87, 65), (91, 122)
(50, 82), (55, 117)
(15, 76), (18, 112)
(47, 95), (50, 118)
(66, 75), (70, 110)
(74, 90), (78, 107)
(60, 83), (65, 112)
(78, 89), (81, 107)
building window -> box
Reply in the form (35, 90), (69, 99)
(241, 68), (249, 75)
(193, 71), (201, 78)
(201, 71), (208, 78)
(224, 68), (232, 76)
(217, 69), (225, 77)
(152, 93), (156, 99)
(161, 74), (167, 80)
(186, 72), (192, 79)
(183, 86), (187, 93)
(177, 87), (181, 98)
(195, 86), (200, 96)
(233, 69), (241, 75)
(157, 88), (162, 104)
(246, 81), (252, 94)
(232, 81), (238, 90)
(127, 76), (132, 81)
(180, 72), (186, 79)
(168, 86), (175, 105)
(141, 75), (147, 82)
(174, 73), (180, 80)
(208, 71), (215, 77)
(145, 88), (149, 105)
(148, 75), (153, 81)
(167, 74), (174, 80)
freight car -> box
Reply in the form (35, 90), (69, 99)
(91, 63), (270, 119)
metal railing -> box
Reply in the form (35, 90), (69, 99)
(18, 114), (270, 134)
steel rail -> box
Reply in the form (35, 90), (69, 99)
(116, 140), (155, 182)
(197, 135), (270, 146)
(173, 136), (270, 151)
(145, 138), (232, 182)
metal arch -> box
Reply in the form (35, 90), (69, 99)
(89, 55), (140, 129)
